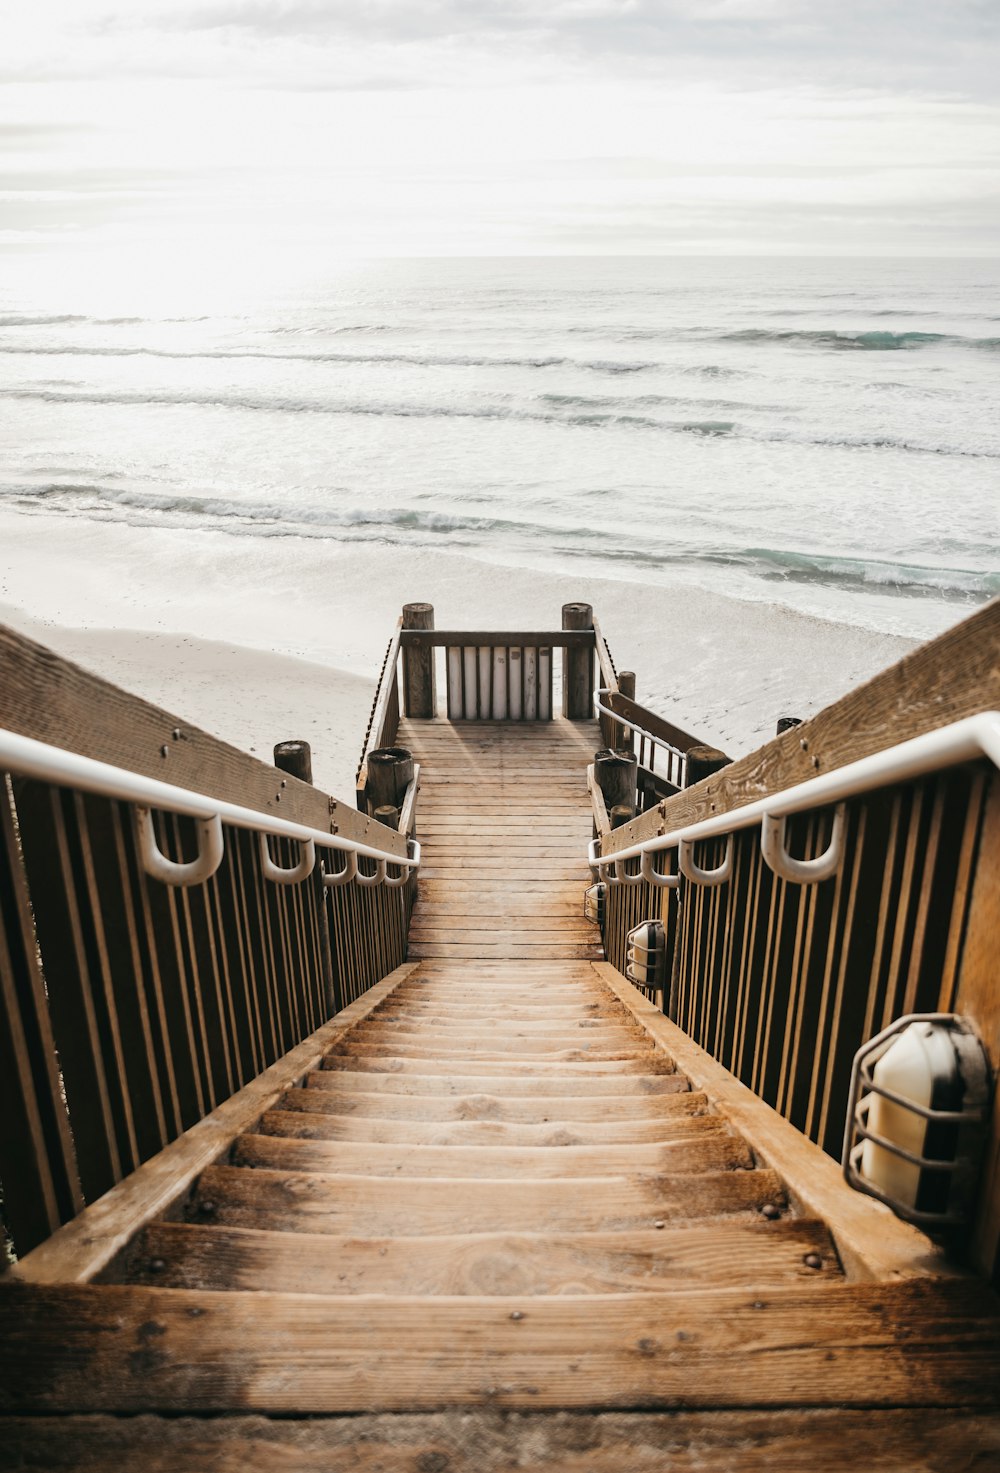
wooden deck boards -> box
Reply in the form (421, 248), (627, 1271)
(400, 716), (599, 961)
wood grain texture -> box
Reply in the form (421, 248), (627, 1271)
(111, 1218), (842, 1294)
(282, 1087), (709, 1124)
(306, 1067), (684, 1094)
(6, 1409), (1000, 1472)
(0, 1280), (996, 1412)
(229, 1130), (754, 1179)
(255, 1107), (723, 1146)
(954, 771), (1000, 1282)
(187, 1163), (786, 1235)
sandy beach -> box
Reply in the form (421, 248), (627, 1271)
(0, 507), (918, 802)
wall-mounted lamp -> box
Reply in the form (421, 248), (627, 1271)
(626, 920), (667, 993)
(583, 882), (606, 927)
(843, 1014), (992, 1231)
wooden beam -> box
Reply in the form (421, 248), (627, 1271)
(399, 630), (596, 649)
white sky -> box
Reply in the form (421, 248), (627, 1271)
(2, 1), (999, 260)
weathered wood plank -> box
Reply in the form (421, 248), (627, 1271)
(229, 1131), (753, 1179)
(257, 1107), (722, 1145)
(112, 1217), (841, 1294)
(287, 1088), (706, 1123)
(399, 629), (596, 648)
(306, 1068), (685, 1093)
(6, 1408), (1000, 1472)
(1, 1280), (995, 1412)
(186, 1164), (786, 1235)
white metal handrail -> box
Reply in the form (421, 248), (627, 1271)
(594, 687), (687, 789)
(0, 727), (420, 887)
(590, 711), (1000, 888)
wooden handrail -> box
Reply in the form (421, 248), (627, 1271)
(0, 623), (404, 858)
(586, 762), (612, 838)
(603, 600), (1000, 858)
(601, 689), (704, 758)
(591, 613), (618, 695)
(399, 629), (596, 649)
(356, 618), (403, 804)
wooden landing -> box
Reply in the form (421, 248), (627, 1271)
(400, 716), (603, 961)
(3, 716), (999, 1469)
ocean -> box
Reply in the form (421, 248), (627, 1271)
(1, 255), (997, 643)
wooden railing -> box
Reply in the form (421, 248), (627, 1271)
(592, 613), (726, 806)
(593, 601), (1000, 1279)
(0, 624), (412, 1259)
(355, 617), (403, 811)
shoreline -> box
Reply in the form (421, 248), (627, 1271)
(0, 506), (928, 799)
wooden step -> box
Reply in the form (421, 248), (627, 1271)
(112, 1218), (842, 1295)
(316, 1056), (679, 1079)
(308, 1067), (682, 1094)
(409, 918), (597, 933)
(230, 1131), (754, 1179)
(351, 1020), (642, 1040)
(334, 1033), (654, 1056)
(370, 1004), (627, 1022)
(186, 1164), (786, 1236)
(257, 1108), (725, 1147)
(409, 948), (606, 960)
(289, 1087), (704, 1123)
(408, 945), (604, 960)
(3, 1280), (995, 1413)
(9, 1407), (1000, 1471)
(325, 1045), (659, 1065)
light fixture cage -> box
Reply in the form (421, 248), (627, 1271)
(842, 1013), (992, 1231)
(583, 882), (606, 927)
(625, 919), (667, 993)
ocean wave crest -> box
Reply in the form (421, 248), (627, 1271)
(0, 342), (658, 376)
(721, 328), (1000, 352)
(4, 480), (996, 608)
(710, 548), (1000, 602)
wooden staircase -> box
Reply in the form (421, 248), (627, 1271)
(3, 717), (999, 1470)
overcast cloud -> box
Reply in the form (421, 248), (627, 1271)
(2, 0), (997, 262)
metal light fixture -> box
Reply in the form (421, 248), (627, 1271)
(583, 882), (606, 927)
(625, 920), (667, 992)
(843, 1014), (992, 1230)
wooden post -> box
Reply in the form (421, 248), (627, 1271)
(562, 603), (594, 720)
(373, 804), (400, 831)
(594, 748), (637, 814)
(615, 671), (636, 752)
(685, 744), (730, 789)
(402, 603), (435, 719)
(610, 802), (635, 830)
(273, 741), (313, 784)
(776, 716), (802, 735)
(367, 747), (415, 812)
